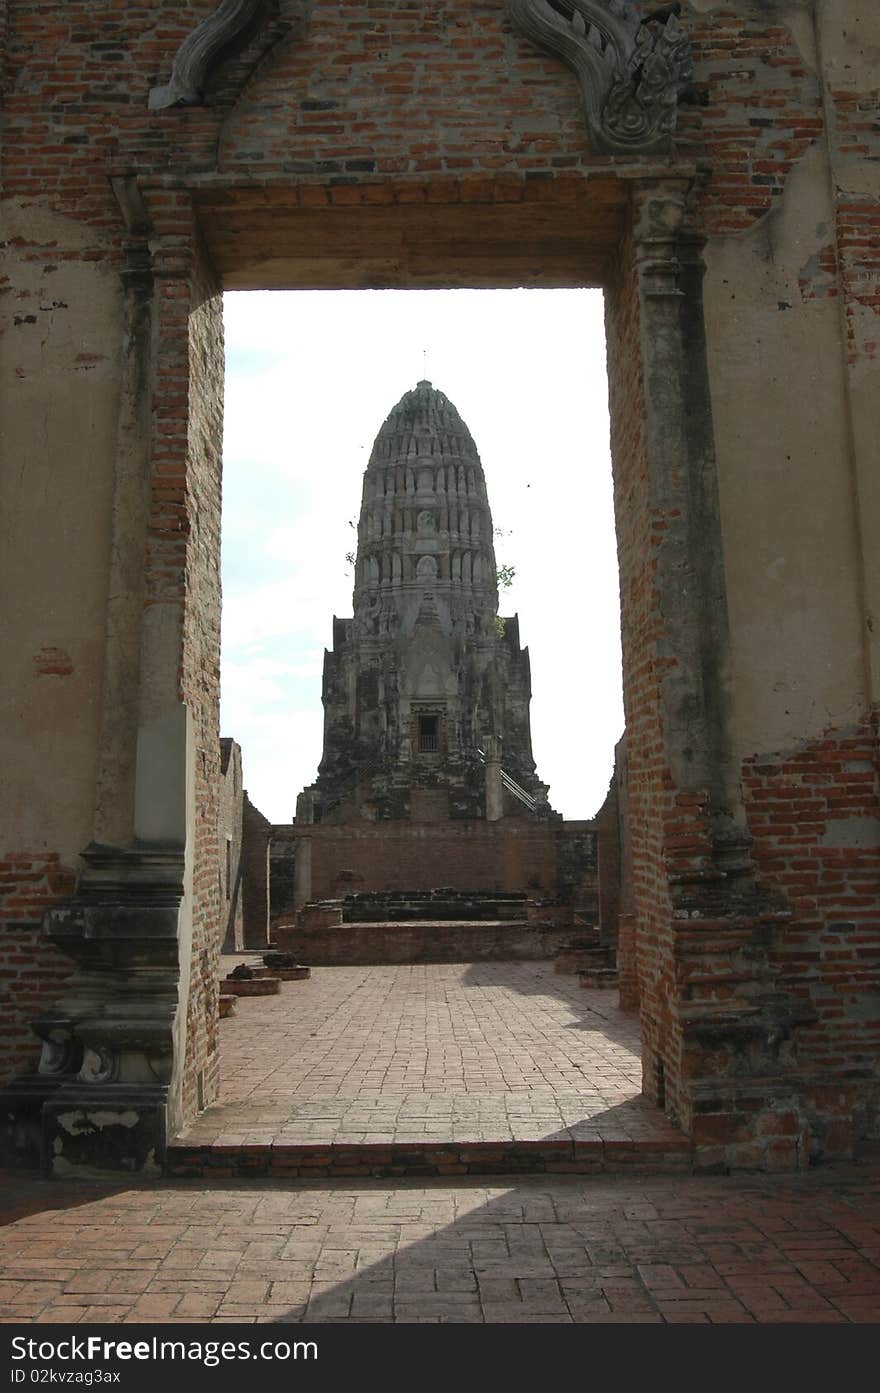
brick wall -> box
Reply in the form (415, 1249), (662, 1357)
(0, 855), (75, 1081)
(275, 920), (572, 966)
(304, 820), (561, 899)
(218, 740), (244, 952)
(743, 727), (880, 1153)
(0, 5), (838, 217)
(241, 795), (271, 949)
(0, 0), (876, 1162)
(604, 226), (680, 1114)
(178, 244), (225, 1121)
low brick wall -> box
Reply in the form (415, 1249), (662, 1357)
(272, 919), (572, 964)
(271, 818), (599, 906)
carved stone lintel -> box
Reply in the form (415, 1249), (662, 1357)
(507, 0), (692, 156)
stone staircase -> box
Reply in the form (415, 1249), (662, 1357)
(555, 926), (619, 990)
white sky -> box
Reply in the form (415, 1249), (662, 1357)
(220, 287), (623, 822)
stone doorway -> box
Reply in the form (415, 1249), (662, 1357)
(3, 0), (876, 1181)
(172, 175), (731, 1160)
(206, 279), (657, 1175)
(10, 171), (736, 1177)
(218, 285), (622, 845)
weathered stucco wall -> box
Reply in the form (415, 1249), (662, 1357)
(0, 206), (125, 1078)
(0, 213), (122, 860)
(697, 3), (878, 760)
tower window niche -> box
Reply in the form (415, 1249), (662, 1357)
(418, 713), (439, 753)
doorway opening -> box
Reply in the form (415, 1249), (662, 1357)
(197, 285), (669, 1170)
(219, 287), (622, 830)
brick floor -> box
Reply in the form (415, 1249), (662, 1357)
(181, 962), (671, 1150)
(1, 1168), (879, 1322)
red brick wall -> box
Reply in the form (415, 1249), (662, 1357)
(242, 796), (271, 949)
(1, 1), (876, 1161)
(743, 727), (880, 1152)
(181, 257), (225, 1120)
(680, 12), (824, 236)
(0, 855), (75, 1081)
(304, 820), (560, 899)
(276, 920), (572, 966)
(0, 5), (834, 214)
(604, 227), (682, 1116)
(145, 218), (225, 1122)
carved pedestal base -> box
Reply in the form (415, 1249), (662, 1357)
(0, 842), (184, 1177)
(41, 1085), (168, 1179)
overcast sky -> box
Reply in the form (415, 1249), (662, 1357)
(220, 287), (623, 822)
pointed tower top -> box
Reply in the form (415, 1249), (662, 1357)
(369, 381), (479, 470)
(353, 379), (498, 620)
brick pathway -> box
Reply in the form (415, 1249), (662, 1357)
(1, 1168), (879, 1322)
(179, 962), (672, 1149)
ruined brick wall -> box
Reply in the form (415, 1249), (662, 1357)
(0, 857), (75, 1080)
(276, 919), (572, 966)
(218, 740), (244, 952)
(179, 251), (224, 1121)
(604, 228), (673, 1114)
(743, 729), (880, 1154)
(1, 0), (877, 1166)
(241, 795), (271, 949)
(269, 839), (298, 925)
(304, 820), (562, 900)
(555, 824), (599, 919)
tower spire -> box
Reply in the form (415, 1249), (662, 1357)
(352, 380), (498, 629)
(300, 380), (551, 824)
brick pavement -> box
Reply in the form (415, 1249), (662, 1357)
(1, 1168), (879, 1323)
(181, 963), (667, 1148)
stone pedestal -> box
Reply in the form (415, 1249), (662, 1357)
(0, 842), (183, 1176)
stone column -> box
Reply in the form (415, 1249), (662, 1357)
(8, 189), (200, 1177)
(629, 180), (814, 1164)
(483, 735), (504, 822)
(631, 178), (750, 883)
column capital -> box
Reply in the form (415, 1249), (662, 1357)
(630, 177), (705, 295)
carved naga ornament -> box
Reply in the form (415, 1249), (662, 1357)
(149, 0), (311, 110)
(506, 0), (692, 156)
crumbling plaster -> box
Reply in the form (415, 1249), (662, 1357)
(0, 203), (122, 859)
(699, 0), (879, 757)
(703, 143), (866, 754)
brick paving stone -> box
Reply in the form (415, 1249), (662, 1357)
(175, 963), (665, 1151)
(2, 1167), (880, 1324)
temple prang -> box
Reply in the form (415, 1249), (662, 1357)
(299, 381), (554, 828)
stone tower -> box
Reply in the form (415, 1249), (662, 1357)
(298, 381), (552, 824)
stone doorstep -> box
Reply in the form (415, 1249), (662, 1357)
(554, 948), (604, 974)
(165, 1136), (692, 1180)
(578, 969), (619, 989)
